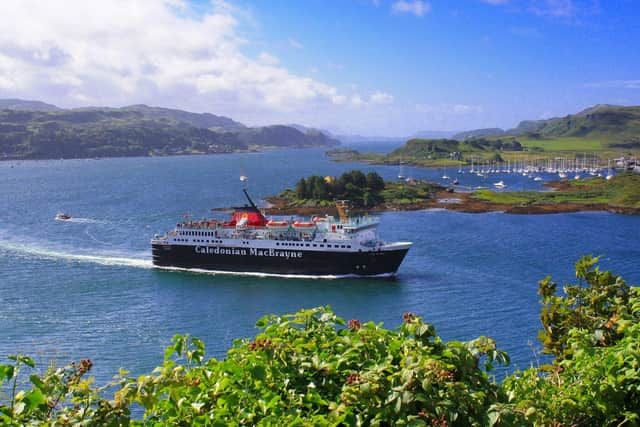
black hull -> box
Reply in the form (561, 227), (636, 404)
(152, 244), (409, 276)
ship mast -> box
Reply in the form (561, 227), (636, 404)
(242, 188), (259, 210)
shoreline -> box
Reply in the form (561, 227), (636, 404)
(264, 180), (640, 216)
(0, 144), (336, 162)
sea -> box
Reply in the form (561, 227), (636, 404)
(1, 142), (639, 383)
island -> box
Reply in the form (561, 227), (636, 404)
(264, 170), (443, 215)
(265, 170), (640, 216)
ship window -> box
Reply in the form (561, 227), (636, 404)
(320, 245), (324, 248)
(313, 244), (317, 247)
(276, 243), (279, 245)
(306, 244), (310, 247)
(347, 245), (351, 248)
(341, 245), (345, 248)
(327, 245), (331, 248)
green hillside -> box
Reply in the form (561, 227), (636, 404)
(509, 105), (640, 148)
(0, 101), (339, 160)
(385, 137), (522, 163)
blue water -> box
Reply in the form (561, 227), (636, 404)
(1, 148), (639, 384)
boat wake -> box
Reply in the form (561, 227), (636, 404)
(55, 217), (105, 224)
(155, 265), (395, 280)
(0, 241), (153, 269)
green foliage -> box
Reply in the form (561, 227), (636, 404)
(294, 170), (386, 208)
(496, 257), (640, 426)
(0, 356), (129, 426)
(538, 255), (632, 360)
(2, 259), (639, 425)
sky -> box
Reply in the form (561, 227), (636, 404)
(0, 0), (638, 136)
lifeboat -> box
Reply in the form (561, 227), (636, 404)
(312, 216), (327, 222)
(292, 221), (316, 230)
(55, 213), (72, 221)
(266, 220), (289, 232)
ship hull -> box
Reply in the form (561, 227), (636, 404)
(151, 243), (409, 277)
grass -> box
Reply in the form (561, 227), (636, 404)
(380, 181), (441, 204)
(519, 137), (604, 151)
(473, 173), (640, 209)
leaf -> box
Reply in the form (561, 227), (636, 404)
(250, 365), (266, 381)
(0, 365), (14, 382)
(29, 374), (45, 390)
(24, 388), (45, 410)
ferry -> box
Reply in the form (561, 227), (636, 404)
(151, 190), (412, 277)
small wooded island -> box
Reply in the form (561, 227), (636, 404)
(264, 170), (444, 215)
(265, 171), (640, 216)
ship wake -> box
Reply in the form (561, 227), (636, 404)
(0, 241), (153, 269)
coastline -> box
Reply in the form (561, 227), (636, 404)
(0, 144), (335, 162)
(264, 177), (640, 216)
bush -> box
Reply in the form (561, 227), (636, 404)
(1, 257), (638, 425)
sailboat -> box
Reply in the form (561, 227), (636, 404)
(398, 161), (405, 180)
(442, 167), (450, 180)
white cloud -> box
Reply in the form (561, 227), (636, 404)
(391, 0), (431, 17)
(288, 38), (303, 49)
(0, 0), (347, 117)
(258, 51), (279, 65)
(327, 61), (344, 70)
(370, 91), (394, 104)
(351, 95), (364, 107)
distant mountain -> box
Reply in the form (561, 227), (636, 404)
(507, 105), (640, 147)
(287, 123), (336, 138)
(0, 98), (60, 111)
(0, 99), (339, 160)
(236, 125), (339, 148)
(452, 128), (504, 140)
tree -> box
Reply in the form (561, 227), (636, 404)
(295, 178), (308, 199)
(366, 171), (385, 192)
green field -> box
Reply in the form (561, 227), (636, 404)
(473, 173), (640, 209)
(519, 137), (604, 151)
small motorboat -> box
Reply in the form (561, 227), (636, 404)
(55, 212), (72, 221)
(452, 178), (459, 185)
(493, 181), (506, 188)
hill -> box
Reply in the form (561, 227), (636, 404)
(508, 105), (640, 148)
(0, 98), (61, 111)
(453, 127), (504, 140)
(0, 100), (339, 160)
(123, 104), (245, 130)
